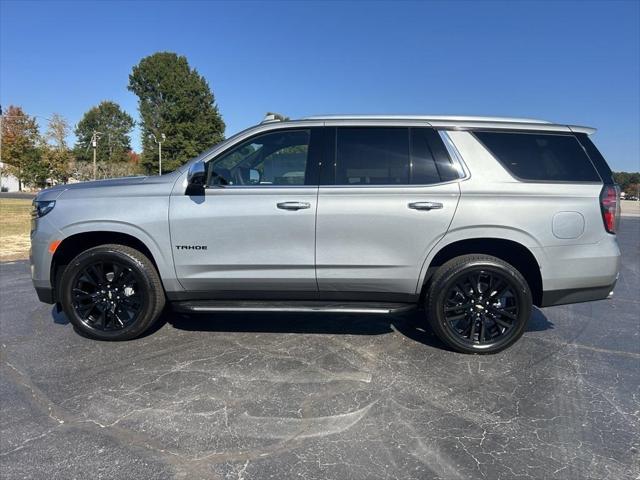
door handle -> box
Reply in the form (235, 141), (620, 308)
(277, 201), (311, 211)
(408, 201), (443, 211)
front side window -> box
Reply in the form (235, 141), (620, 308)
(208, 129), (310, 186)
(474, 131), (601, 182)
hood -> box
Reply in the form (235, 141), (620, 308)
(36, 176), (150, 201)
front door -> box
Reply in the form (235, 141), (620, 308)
(170, 128), (322, 293)
(315, 126), (461, 296)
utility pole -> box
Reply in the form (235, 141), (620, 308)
(148, 133), (166, 175)
(91, 131), (102, 180)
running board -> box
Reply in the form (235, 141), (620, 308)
(172, 300), (415, 315)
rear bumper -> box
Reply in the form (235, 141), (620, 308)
(540, 277), (617, 307)
(535, 235), (621, 292)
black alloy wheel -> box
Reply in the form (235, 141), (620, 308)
(426, 254), (532, 354)
(442, 269), (519, 347)
(71, 260), (144, 331)
(60, 244), (165, 340)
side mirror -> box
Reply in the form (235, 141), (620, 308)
(186, 161), (206, 196)
(249, 168), (261, 184)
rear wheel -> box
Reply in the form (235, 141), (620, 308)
(426, 254), (532, 354)
(59, 244), (165, 340)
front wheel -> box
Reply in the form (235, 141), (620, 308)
(59, 244), (165, 340)
(426, 254), (532, 354)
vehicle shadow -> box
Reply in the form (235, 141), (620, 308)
(161, 306), (554, 351)
(52, 305), (554, 351)
(165, 308), (449, 349)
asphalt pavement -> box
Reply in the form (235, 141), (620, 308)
(1, 218), (638, 479)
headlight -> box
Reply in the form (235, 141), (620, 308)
(32, 200), (56, 218)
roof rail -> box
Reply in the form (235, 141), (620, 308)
(302, 114), (552, 124)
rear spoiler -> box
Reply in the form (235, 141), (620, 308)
(568, 125), (597, 135)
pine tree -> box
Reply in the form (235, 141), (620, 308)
(128, 52), (225, 173)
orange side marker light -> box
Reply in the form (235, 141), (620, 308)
(48, 240), (61, 254)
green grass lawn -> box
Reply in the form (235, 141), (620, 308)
(0, 198), (32, 260)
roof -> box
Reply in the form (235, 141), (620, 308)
(296, 114), (596, 135)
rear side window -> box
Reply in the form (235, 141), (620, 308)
(336, 128), (409, 185)
(474, 131), (601, 182)
(411, 128), (460, 183)
(331, 127), (460, 186)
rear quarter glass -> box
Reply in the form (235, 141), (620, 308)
(473, 131), (601, 182)
(574, 133), (615, 185)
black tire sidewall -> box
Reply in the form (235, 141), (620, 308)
(427, 256), (532, 354)
(60, 246), (160, 341)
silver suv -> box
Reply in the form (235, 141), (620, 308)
(29, 115), (621, 353)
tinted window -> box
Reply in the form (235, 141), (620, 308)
(209, 130), (310, 186)
(411, 128), (459, 183)
(475, 131), (600, 182)
(410, 128), (440, 184)
(336, 128), (409, 185)
(574, 133), (614, 184)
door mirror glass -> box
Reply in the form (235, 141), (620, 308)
(249, 168), (261, 184)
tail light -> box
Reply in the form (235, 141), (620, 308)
(600, 185), (620, 234)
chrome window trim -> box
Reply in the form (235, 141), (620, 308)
(204, 184), (315, 191)
(199, 123), (469, 190)
(193, 124), (470, 190)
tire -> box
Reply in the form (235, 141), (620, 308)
(425, 254), (532, 354)
(59, 244), (165, 341)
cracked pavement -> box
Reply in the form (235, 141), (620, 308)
(1, 218), (638, 479)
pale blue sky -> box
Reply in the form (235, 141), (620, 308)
(1, 0), (639, 170)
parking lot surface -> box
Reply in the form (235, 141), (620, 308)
(1, 218), (638, 480)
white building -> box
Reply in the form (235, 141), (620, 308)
(0, 162), (20, 192)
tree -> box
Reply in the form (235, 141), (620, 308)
(46, 113), (70, 148)
(68, 159), (141, 182)
(0, 105), (42, 190)
(128, 52), (225, 173)
(625, 183), (639, 198)
(43, 113), (73, 184)
(613, 171), (640, 197)
(74, 101), (135, 164)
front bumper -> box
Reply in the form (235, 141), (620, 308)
(30, 216), (61, 305)
(35, 286), (55, 304)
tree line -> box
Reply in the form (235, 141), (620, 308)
(613, 172), (640, 199)
(1, 52), (225, 190)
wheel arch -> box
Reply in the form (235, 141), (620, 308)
(420, 236), (543, 307)
(51, 230), (169, 302)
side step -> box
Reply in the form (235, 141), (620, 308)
(172, 300), (415, 315)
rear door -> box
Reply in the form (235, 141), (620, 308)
(170, 127), (322, 293)
(315, 126), (461, 296)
